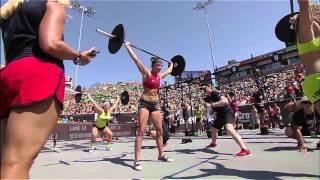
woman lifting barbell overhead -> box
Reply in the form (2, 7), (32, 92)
(87, 94), (120, 153)
(124, 42), (174, 171)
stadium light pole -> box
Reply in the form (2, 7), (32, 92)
(71, 0), (95, 88)
(194, 0), (215, 73)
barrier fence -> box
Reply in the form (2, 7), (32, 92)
(49, 123), (136, 141)
(52, 99), (294, 140)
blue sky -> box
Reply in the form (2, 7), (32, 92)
(1, 0), (302, 88)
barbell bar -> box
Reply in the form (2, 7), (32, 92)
(96, 24), (186, 76)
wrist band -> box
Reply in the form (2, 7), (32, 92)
(73, 52), (81, 65)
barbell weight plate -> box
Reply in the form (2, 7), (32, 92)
(108, 24), (125, 54)
(275, 12), (299, 43)
(120, 90), (130, 105)
(75, 85), (82, 103)
(170, 55), (186, 76)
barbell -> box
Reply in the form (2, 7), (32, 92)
(96, 24), (186, 76)
(72, 50), (100, 65)
(275, 12), (299, 43)
(275, 0), (298, 44)
(67, 85), (130, 105)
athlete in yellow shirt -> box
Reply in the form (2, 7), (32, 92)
(291, 0), (320, 150)
(87, 94), (120, 153)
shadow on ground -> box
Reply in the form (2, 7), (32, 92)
(162, 162), (320, 179)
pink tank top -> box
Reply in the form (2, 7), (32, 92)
(230, 99), (239, 113)
(143, 73), (160, 89)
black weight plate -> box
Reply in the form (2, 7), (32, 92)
(75, 85), (82, 103)
(275, 13), (299, 43)
(120, 90), (129, 105)
(170, 55), (186, 76)
(108, 24), (125, 54)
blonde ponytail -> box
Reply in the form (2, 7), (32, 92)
(0, 0), (71, 20)
(0, 0), (24, 19)
(50, 0), (71, 7)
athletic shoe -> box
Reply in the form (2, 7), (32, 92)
(158, 155), (173, 162)
(89, 147), (96, 153)
(134, 161), (143, 171)
(235, 149), (251, 157)
(206, 143), (217, 148)
(106, 145), (112, 151)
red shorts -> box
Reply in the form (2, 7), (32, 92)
(0, 56), (65, 119)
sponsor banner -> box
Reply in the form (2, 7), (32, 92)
(49, 123), (136, 141)
(236, 99), (294, 126)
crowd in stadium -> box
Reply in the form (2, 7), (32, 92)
(220, 64), (305, 105)
(62, 64), (305, 115)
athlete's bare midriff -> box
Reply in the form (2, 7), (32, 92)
(140, 88), (159, 102)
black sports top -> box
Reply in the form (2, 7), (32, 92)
(0, 0), (64, 70)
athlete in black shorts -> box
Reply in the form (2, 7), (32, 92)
(203, 84), (251, 157)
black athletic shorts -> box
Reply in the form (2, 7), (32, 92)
(93, 122), (109, 131)
(138, 99), (160, 112)
(212, 111), (235, 129)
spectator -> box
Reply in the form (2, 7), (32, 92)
(251, 106), (260, 130)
